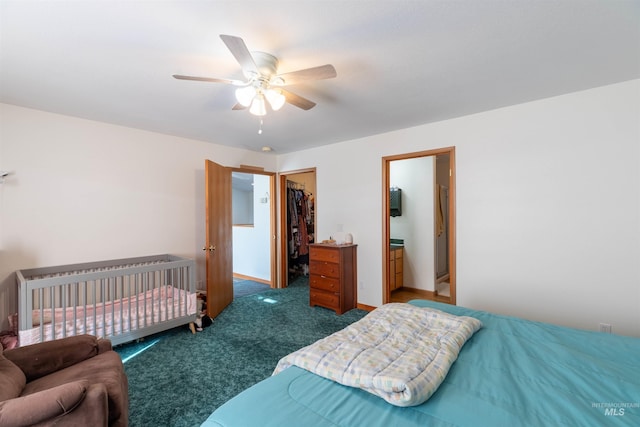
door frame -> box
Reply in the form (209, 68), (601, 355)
(230, 167), (277, 288)
(278, 167), (317, 288)
(382, 147), (456, 305)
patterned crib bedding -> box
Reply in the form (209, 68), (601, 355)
(20, 285), (196, 346)
(274, 302), (482, 407)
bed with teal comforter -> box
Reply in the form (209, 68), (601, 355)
(202, 300), (640, 426)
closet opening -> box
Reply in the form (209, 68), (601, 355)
(278, 168), (316, 288)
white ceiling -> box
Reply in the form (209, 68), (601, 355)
(1, 1), (639, 154)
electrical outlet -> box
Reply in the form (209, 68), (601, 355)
(599, 323), (612, 334)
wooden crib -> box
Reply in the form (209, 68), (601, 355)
(16, 254), (197, 346)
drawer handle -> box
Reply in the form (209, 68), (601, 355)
(321, 275), (327, 278)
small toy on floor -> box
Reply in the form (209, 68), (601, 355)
(189, 292), (213, 334)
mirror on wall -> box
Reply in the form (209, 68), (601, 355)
(383, 147), (455, 305)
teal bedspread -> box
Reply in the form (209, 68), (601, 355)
(202, 300), (640, 426)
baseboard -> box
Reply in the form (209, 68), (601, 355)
(434, 294), (452, 303)
(357, 303), (377, 312)
(233, 273), (271, 286)
(401, 287), (436, 299)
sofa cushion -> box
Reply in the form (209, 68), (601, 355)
(0, 350), (26, 401)
(4, 334), (99, 382)
(0, 380), (89, 426)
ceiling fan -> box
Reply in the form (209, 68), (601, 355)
(173, 35), (337, 116)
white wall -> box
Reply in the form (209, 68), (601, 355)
(390, 157), (435, 291)
(278, 79), (640, 337)
(232, 173), (271, 281)
(0, 103), (276, 330)
(2, 80), (638, 337)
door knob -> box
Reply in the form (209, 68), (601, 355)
(202, 245), (216, 252)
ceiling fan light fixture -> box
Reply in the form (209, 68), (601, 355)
(265, 89), (285, 111)
(249, 94), (267, 116)
(174, 35), (336, 117)
(235, 86), (256, 107)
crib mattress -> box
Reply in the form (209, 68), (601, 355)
(202, 300), (640, 427)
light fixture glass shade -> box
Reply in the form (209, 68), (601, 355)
(249, 94), (267, 116)
(235, 86), (256, 107)
(265, 89), (286, 111)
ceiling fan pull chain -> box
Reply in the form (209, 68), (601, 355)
(258, 118), (264, 135)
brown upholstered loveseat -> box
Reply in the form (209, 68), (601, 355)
(0, 334), (128, 426)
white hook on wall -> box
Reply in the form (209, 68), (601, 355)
(0, 171), (11, 183)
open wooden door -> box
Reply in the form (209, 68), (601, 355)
(205, 159), (233, 318)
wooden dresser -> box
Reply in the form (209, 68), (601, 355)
(309, 243), (357, 314)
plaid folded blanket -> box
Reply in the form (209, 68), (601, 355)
(274, 303), (482, 407)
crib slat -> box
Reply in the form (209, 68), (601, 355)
(49, 286), (55, 342)
(109, 277), (114, 337)
(93, 280), (98, 340)
(38, 288), (44, 343)
(83, 281), (87, 335)
(167, 268), (172, 319)
(179, 267), (184, 317)
(71, 282), (77, 337)
(117, 276), (122, 336)
(128, 274), (133, 333)
(150, 271), (156, 324)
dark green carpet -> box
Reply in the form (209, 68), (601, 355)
(233, 279), (270, 298)
(115, 277), (368, 427)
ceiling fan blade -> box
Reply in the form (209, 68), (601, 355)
(231, 103), (246, 110)
(281, 89), (316, 110)
(275, 64), (337, 85)
(220, 34), (258, 74)
(173, 74), (245, 86)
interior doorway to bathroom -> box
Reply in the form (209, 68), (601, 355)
(382, 147), (456, 305)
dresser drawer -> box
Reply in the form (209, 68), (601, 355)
(310, 288), (339, 310)
(309, 260), (339, 278)
(309, 246), (340, 263)
(309, 274), (340, 292)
